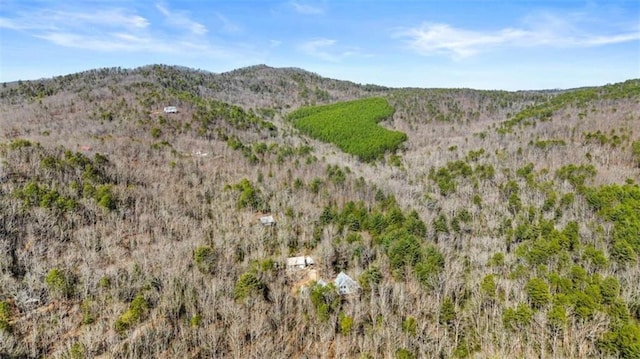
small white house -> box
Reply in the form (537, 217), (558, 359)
(286, 256), (314, 270)
(163, 106), (178, 113)
(260, 215), (276, 226)
(334, 271), (360, 295)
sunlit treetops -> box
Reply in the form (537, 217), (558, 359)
(288, 97), (407, 162)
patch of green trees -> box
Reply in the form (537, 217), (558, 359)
(288, 97), (407, 162)
(9, 143), (118, 212)
(428, 158), (495, 196)
(584, 183), (640, 264)
(498, 79), (640, 134)
(318, 194), (444, 289)
(499, 168), (640, 357)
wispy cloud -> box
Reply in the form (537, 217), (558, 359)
(155, 3), (207, 35)
(398, 12), (640, 59)
(290, 1), (324, 15)
(0, 17), (32, 31)
(0, 3), (231, 56)
(0, 8), (149, 31)
(64, 9), (149, 29)
(299, 38), (361, 62)
(300, 38), (337, 61)
(36, 31), (157, 52)
(399, 24), (525, 58)
(215, 13), (241, 34)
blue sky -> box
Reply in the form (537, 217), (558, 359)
(1, 0), (638, 90)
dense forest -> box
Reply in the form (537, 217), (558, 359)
(288, 97), (406, 162)
(0, 65), (639, 358)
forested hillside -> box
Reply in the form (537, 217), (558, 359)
(0, 65), (639, 358)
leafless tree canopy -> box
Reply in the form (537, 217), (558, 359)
(0, 65), (639, 358)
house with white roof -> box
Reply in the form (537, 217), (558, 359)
(259, 215), (276, 226)
(334, 271), (360, 295)
(286, 256), (314, 270)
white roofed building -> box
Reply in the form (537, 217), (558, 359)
(260, 215), (276, 226)
(286, 256), (314, 270)
(334, 271), (360, 295)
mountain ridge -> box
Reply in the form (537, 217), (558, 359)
(5, 63), (634, 92)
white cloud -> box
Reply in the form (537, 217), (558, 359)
(399, 23), (527, 58)
(302, 38), (336, 50)
(35, 29), (236, 58)
(60, 9), (150, 29)
(155, 3), (207, 35)
(37, 31), (170, 52)
(290, 1), (324, 15)
(398, 13), (640, 59)
(300, 38), (338, 61)
(0, 8), (149, 31)
(215, 13), (241, 34)
(0, 17), (27, 30)
(0, 3), (230, 56)
(299, 38), (363, 62)
(581, 33), (640, 46)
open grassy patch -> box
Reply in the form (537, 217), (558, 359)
(288, 97), (407, 162)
